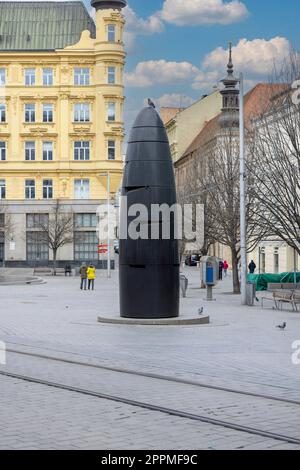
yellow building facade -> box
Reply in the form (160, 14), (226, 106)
(0, 0), (127, 266)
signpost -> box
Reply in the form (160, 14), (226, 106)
(99, 171), (111, 278)
(98, 244), (108, 255)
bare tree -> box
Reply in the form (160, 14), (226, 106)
(204, 129), (265, 293)
(0, 205), (14, 237)
(249, 52), (300, 257)
(0, 203), (14, 266)
(38, 201), (74, 275)
(176, 126), (264, 293)
(176, 150), (216, 260)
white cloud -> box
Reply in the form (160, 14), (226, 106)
(150, 94), (196, 108)
(193, 37), (291, 90)
(192, 70), (220, 90)
(203, 37), (290, 76)
(159, 0), (249, 26)
(122, 0), (249, 53)
(124, 5), (164, 35)
(123, 5), (164, 53)
(124, 36), (292, 92)
(125, 60), (199, 87)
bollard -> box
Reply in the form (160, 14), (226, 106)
(206, 285), (213, 301)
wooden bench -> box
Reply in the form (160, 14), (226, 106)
(54, 268), (65, 275)
(292, 291), (300, 311)
(33, 267), (52, 276)
(262, 290), (300, 311)
(267, 283), (300, 291)
(53, 267), (73, 276)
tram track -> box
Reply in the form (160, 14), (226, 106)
(2, 346), (300, 447)
(1, 368), (300, 446)
(5, 346), (300, 406)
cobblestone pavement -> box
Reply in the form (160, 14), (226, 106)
(0, 268), (300, 449)
(2, 374), (299, 450)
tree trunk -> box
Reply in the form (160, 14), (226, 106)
(231, 247), (240, 294)
(53, 250), (57, 276)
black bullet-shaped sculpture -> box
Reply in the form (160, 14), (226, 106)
(119, 106), (180, 319)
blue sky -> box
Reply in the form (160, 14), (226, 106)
(86, 0), (300, 136)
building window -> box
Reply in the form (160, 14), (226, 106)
(74, 213), (98, 228)
(43, 180), (53, 199)
(74, 179), (89, 199)
(25, 179), (35, 199)
(74, 103), (90, 122)
(108, 67), (116, 84)
(25, 141), (35, 161)
(0, 68), (5, 86)
(74, 68), (90, 86)
(43, 68), (53, 86)
(74, 231), (98, 261)
(0, 142), (6, 161)
(107, 102), (116, 121)
(26, 213), (49, 229)
(107, 24), (116, 42)
(25, 103), (35, 122)
(27, 232), (49, 261)
(0, 104), (6, 122)
(274, 247), (279, 274)
(25, 68), (35, 86)
(0, 180), (5, 199)
(108, 140), (116, 160)
(74, 141), (90, 161)
(43, 104), (53, 123)
(43, 141), (53, 161)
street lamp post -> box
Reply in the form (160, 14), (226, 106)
(239, 73), (247, 305)
(100, 171), (111, 278)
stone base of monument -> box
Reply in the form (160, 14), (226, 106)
(97, 315), (210, 326)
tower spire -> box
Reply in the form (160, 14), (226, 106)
(227, 41), (233, 76)
(219, 42), (239, 129)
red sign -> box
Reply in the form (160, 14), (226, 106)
(98, 249), (108, 254)
(98, 244), (108, 248)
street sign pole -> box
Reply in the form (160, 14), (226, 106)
(107, 171), (111, 279)
(239, 72), (247, 305)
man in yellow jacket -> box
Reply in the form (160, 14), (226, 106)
(87, 264), (96, 291)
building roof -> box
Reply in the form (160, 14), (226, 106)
(179, 83), (287, 162)
(0, 1), (95, 51)
(160, 107), (185, 125)
(91, 0), (126, 9)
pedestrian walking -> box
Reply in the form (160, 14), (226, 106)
(248, 260), (256, 274)
(87, 264), (96, 290)
(223, 260), (229, 277)
(79, 263), (87, 290)
(219, 260), (224, 280)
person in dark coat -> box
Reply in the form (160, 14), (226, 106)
(248, 260), (256, 274)
(219, 260), (224, 280)
(79, 263), (87, 290)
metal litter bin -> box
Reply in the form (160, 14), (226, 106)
(246, 281), (256, 306)
(180, 274), (188, 298)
